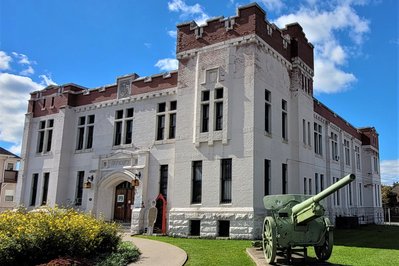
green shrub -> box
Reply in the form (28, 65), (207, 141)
(97, 241), (141, 266)
(0, 207), (121, 265)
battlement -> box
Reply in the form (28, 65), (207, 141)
(28, 71), (179, 117)
(314, 99), (379, 150)
(176, 3), (314, 69)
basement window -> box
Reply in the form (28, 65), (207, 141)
(218, 220), (230, 237)
(189, 220), (201, 236)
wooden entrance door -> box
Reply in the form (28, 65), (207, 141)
(114, 181), (134, 222)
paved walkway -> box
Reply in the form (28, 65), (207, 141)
(123, 234), (187, 266)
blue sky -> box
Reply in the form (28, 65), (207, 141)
(0, 0), (397, 184)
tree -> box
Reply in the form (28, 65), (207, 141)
(381, 185), (397, 207)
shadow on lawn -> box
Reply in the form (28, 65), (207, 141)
(273, 256), (348, 266)
(334, 225), (399, 250)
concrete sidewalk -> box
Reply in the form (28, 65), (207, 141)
(123, 234), (187, 266)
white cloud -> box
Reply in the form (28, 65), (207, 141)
(0, 73), (44, 144)
(155, 58), (178, 71)
(259, 0), (285, 12)
(168, 0), (210, 25)
(9, 144), (22, 156)
(39, 74), (57, 86)
(20, 65), (35, 76)
(0, 51), (12, 70)
(168, 30), (177, 38)
(273, 3), (369, 94)
(314, 59), (356, 93)
(12, 52), (36, 66)
(381, 160), (399, 185)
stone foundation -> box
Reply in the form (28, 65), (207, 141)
(168, 208), (255, 239)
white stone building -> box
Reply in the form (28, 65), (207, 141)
(0, 147), (20, 212)
(16, 3), (383, 239)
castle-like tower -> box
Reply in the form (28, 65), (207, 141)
(16, 3), (382, 239)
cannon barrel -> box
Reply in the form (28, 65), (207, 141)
(292, 174), (355, 216)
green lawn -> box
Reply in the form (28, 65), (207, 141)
(141, 225), (399, 266)
(141, 236), (254, 266)
(307, 225), (399, 266)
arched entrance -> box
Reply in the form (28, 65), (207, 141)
(114, 181), (135, 222)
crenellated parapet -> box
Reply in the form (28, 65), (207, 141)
(28, 71), (179, 118)
(176, 3), (314, 70)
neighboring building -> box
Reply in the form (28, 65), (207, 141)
(0, 147), (20, 212)
(16, 3), (383, 239)
(392, 185), (399, 203)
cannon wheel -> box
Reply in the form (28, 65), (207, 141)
(314, 230), (333, 261)
(262, 216), (277, 264)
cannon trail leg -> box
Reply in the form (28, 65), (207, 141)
(262, 216), (277, 264)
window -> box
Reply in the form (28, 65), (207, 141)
(282, 163), (287, 194)
(344, 139), (350, 166)
(333, 177), (340, 206)
(214, 88), (223, 131)
(309, 178), (312, 195)
(192, 161), (202, 204)
(221, 159), (232, 203)
(75, 171), (84, 206)
(37, 119), (54, 153)
(315, 173), (319, 194)
(303, 119), (306, 144)
(76, 115), (95, 150)
(304, 177), (307, 194)
(200, 88), (225, 133)
(41, 172), (50, 205)
(320, 174), (324, 191)
(201, 104), (209, 133)
(331, 132), (338, 161)
(159, 165), (168, 199)
(373, 156), (379, 173)
(282, 100), (287, 140)
(358, 183), (363, 206)
(218, 220), (230, 237)
(114, 108), (133, 145)
(157, 115), (165, 140)
(4, 190), (14, 202)
(264, 159), (270, 196)
(189, 220), (201, 236)
(169, 101), (177, 139)
(157, 101), (177, 140)
(314, 123), (323, 155)
(30, 173), (38, 206)
(307, 122), (311, 146)
(265, 90), (271, 133)
(6, 163), (13, 170)
(348, 182), (353, 206)
(355, 146), (361, 170)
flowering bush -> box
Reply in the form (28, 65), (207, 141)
(0, 207), (120, 265)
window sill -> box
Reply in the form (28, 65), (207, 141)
(154, 139), (175, 145)
(112, 143), (134, 149)
(315, 154), (323, 159)
(282, 139), (288, 144)
(219, 202), (232, 206)
(264, 132), (272, 138)
(75, 148), (93, 154)
(35, 151), (52, 157)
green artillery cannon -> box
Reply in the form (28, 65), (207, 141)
(262, 174), (355, 264)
